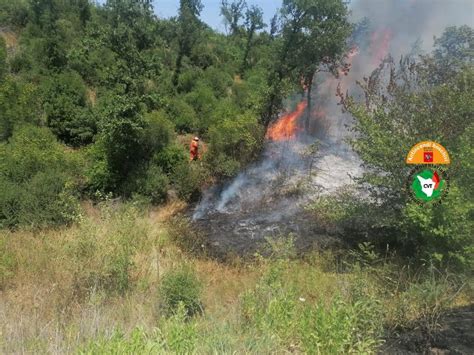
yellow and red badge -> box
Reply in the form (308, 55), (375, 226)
(405, 141), (450, 165)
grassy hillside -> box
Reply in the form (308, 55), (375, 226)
(1, 201), (471, 353)
(0, 1), (472, 353)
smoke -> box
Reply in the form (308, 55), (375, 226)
(351, 0), (474, 55)
(192, 0), (473, 255)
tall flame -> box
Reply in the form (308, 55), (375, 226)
(265, 46), (357, 141)
(266, 100), (308, 141)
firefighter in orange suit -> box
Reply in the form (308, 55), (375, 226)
(190, 136), (200, 161)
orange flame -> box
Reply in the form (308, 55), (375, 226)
(266, 100), (308, 141)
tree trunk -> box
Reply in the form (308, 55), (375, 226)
(173, 52), (184, 87)
(241, 30), (254, 75)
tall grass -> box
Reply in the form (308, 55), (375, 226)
(0, 203), (469, 353)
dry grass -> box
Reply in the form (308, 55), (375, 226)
(0, 201), (262, 353)
(0, 29), (18, 51)
(0, 201), (471, 353)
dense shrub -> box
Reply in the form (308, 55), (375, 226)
(153, 144), (187, 175)
(166, 98), (197, 133)
(159, 265), (203, 317)
(88, 108), (177, 201)
(135, 165), (170, 204)
(207, 112), (264, 177)
(201, 66), (233, 97)
(0, 78), (40, 141)
(0, 0), (29, 27)
(184, 84), (217, 133)
(176, 67), (203, 93)
(41, 71), (94, 146)
(0, 35), (6, 79)
(89, 94), (147, 193)
(141, 110), (175, 156)
(171, 162), (209, 201)
(0, 126), (81, 228)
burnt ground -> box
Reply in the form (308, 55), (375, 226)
(192, 207), (340, 258)
(190, 141), (360, 259)
(382, 304), (474, 354)
(190, 140), (473, 353)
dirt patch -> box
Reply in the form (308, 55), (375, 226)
(382, 304), (474, 354)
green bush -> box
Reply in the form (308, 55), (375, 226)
(141, 110), (175, 156)
(166, 98), (197, 133)
(207, 97), (240, 126)
(171, 162), (209, 202)
(232, 68), (269, 112)
(153, 144), (187, 175)
(177, 67), (203, 93)
(84, 140), (116, 195)
(91, 93), (147, 193)
(136, 165), (169, 204)
(87, 107), (178, 201)
(17, 170), (79, 227)
(299, 297), (383, 354)
(184, 84), (217, 133)
(159, 265), (203, 317)
(207, 112), (264, 178)
(163, 303), (198, 353)
(80, 307), (197, 354)
(0, 126), (81, 228)
(41, 71), (94, 146)
(201, 66), (233, 97)
(80, 328), (163, 354)
(0, 0), (29, 27)
(0, 78), (40, 141)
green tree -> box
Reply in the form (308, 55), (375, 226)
(91, 93), (146, 192)
(422, 25), (474, 84)
(241, 5), (265, 74)
(263, 0), (350, 127)
(173, 0), (204, 86)
(281, 0), (350, 131)
(28, 0), (68, 69)
(220, 0), (246, 36)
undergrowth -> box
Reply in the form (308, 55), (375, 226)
(0, 203), (470, 354)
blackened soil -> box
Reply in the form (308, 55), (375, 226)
(382, 304), (474, 354)
(192, 208), (340, 259)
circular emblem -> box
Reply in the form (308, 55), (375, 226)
(409, 168), (448, 203)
